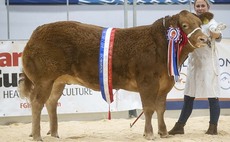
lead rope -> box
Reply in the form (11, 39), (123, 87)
(211, 39), (218, 75)
(211, 38), (219, 97)
(211, 23), (226, 75)
(210, 23), (227, 96)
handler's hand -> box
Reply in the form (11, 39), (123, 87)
(209, 23), (226, 40)
(210, 30), (221, 39)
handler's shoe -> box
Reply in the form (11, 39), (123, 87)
(168, 122), (185, 135)
(205, 123), (218, 135)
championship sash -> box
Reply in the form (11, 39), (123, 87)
(99, 28), (116, 104)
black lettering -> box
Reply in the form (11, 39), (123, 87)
(3, 90), (19, 98)
(62, 87), (93, 96)
(219, 58), (224, 67)
(62, 88), (72, 96)
(71, 88), (76, 95)
(226, 58), (230, 67)
(3, 90), (9, 98)
(78, 88), (84, 95)
(0, 70), (19, 87)
(219, 58), (230, 67)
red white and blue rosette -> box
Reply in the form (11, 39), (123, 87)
(167, 26), (180, 82)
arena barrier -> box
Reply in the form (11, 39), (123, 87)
(0, 39), (230, 117)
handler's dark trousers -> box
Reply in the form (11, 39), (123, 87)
(177, 95), (220, 125)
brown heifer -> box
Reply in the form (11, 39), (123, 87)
(18, 10), (210, 141)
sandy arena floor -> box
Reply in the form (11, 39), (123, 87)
(0, 115), (229, 142)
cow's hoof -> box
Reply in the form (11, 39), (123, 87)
(47, 130), (59, 138)
(160, 133), (169, 138)
(143, 133), (154, 140)
(158, 131), (169, 138)
(51, 134), (60, 138)
(33, 136), (43, 141)
(47, 130), (50, 135)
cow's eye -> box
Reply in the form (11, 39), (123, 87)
(182, 23), (188, 29)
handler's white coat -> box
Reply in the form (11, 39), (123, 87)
(184, 19), (220, 98)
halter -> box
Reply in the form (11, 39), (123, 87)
(186, 27), (202, 49)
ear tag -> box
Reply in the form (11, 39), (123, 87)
(203, 18), (209, 24)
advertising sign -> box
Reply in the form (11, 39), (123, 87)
(0, 40), (230, 117)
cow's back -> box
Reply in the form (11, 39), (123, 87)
(22, 21), (103, 82)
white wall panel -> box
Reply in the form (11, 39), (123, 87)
(0, 3), (229, 40)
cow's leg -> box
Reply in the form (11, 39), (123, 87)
(143, 108), (154, 140)
(45, 82), (65, 138)
(30, 99), (44, 141)
(30, 81), (53, 141)
(156, 93), (168, 138)
(138, 78), (159, 140)
(136, 72), (160, 140)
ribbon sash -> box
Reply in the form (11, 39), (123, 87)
(99, 28), (116, 104)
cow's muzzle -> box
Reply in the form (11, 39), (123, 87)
(196, 35), (211, 48)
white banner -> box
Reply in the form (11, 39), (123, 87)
(216, 39), (230, 96)
(0, 40), (230, 117)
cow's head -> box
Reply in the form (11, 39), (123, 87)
(170, 10), (211, 50)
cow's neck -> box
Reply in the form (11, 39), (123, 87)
(179, 44), (193, 66)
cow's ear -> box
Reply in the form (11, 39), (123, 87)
(169, 14), (179, 28)
(198, 12), (214, 24)
(170, 10), (188, 28)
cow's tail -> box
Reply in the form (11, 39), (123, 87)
(18, 71), (33, 99)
